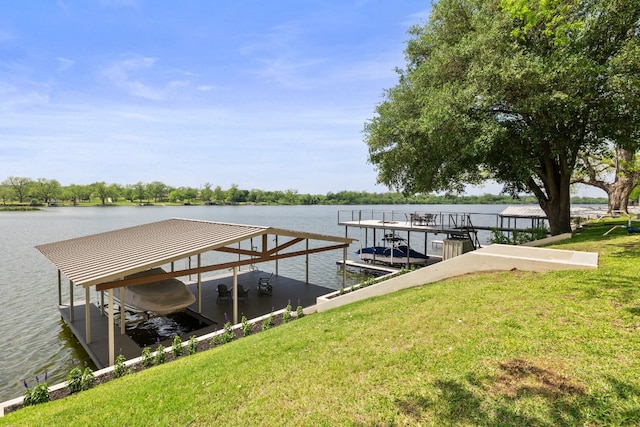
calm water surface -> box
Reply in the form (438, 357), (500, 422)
(0, 204), (508, 402)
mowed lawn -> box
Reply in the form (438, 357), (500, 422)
(2, 219), (640, 426)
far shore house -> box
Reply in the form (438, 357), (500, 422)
(36, 218), (355, 368)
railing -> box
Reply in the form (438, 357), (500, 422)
(338, 209), (503, 230)
(338, 209), (506, 248)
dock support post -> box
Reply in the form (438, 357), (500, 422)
(342, 247), (347, 288)
(197, 253), (202, 314)
(232, 267), (238, 324)
(57, 270), (62, 306)
(85, 287), (91, 344)
(69, 280), (74, 323)
(121, 287), (126, 335)
(275, 236), (279, 276)
(306, 239), (309, 284)
(108, 289), (115, 366)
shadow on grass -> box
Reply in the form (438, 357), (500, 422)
(395, 359), (640, 426)
(554, 238), (640, 305)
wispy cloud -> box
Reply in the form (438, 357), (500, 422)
(102, 55), (165, 100)
(56, 57), (75, 73)
(242, 21), (329, 90)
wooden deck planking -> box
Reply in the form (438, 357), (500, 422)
(186, 270), (333, 325)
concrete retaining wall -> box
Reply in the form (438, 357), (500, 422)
(316, 243), (598, 313)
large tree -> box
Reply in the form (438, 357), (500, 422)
(364, 0), (640, 234)
(32, 178), (61, 204)
(2, 176), (33, 204)
(573, 146), (640, 214)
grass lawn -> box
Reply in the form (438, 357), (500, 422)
(2, 219), (640, 426)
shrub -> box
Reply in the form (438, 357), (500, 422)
(66, 368), (83, 394)
(490, 225), (549, 245)
(296, 305), (305, 318)
(211, 322), (235, 347)
(23, 378), (49, 407)
(241, 316), (252, 337)
(113, 354), (130, 378)
(262, 313), (274, 331)
(154, 344), (166, 365)
(187, 335), (198, 355)
(141, 346), (153, 368)
(283, 304), (292, 323)
(81, 367), (95, 390)
(24, 383), (49, 406)
(172, 335), (183, 358)
(361, 277), (376, 288)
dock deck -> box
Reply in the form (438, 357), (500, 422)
(60, 269), (333, 369)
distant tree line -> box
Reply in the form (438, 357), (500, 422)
(0, 176), (606, 207)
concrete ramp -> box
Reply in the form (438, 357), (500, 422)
(316, 244), (598, 313)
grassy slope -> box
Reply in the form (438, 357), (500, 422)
(2, 220), (640, 426)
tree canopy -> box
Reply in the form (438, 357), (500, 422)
(364, 0), (640, 234)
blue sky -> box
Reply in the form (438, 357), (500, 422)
(0, 0), (435, 194)
(0, 1), (605, 197)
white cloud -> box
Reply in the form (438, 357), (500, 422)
(103, 55), (165, 100)
(56, 57), (75, 72)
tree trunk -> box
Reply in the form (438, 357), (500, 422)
(539, 195), (572, 235)
(608, 180), (634, 214)
(606, 148), (637, 214)
(527, 153), (574, 235)
(574, 147), (638, 214)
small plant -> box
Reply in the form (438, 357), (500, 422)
(141, 346), (153, 368)
(489, 228), (511, 244)
(211, 322), (235, 346)
(113, 354), (130, 378)
(209, 328), (219, 348)
(490, 225), (549, 245)
(283, 303), (292, 323)
(172, 335), (183, 358)
(262, 312), (274, 330)
(222, 321), (234, 343)
(23, 375), (50, 407)
(154, 344), (166, 365)
(66, 367), (83, 394)
(81, 367), (95, 390)
(24, 383), (50, 406)
(296, 305), (305, 318)
(241, 315), (252, 336)
(361, 277), (376, 288)
(187, 335), (198, 355)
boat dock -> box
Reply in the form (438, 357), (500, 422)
(337, 259), (399, 275)
(337, 256), (444, 276)
(60, 269), (334, 369)
(338, 209), (484, 263)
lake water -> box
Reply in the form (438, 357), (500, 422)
(0, 203), (514, 402)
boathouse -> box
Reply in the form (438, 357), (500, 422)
(35, 218), (355, 368)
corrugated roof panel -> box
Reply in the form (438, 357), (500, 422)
(35, 218), (268, 287)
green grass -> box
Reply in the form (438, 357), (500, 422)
(3, 220), (640, 426)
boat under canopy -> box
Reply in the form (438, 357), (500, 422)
(357, 233), (429, 266)
(113, 268), (196, 316)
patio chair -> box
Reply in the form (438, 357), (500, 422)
(237, 284), (249, 302)
(216, 284), (232, 303)
(257, 273), (273, 295)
